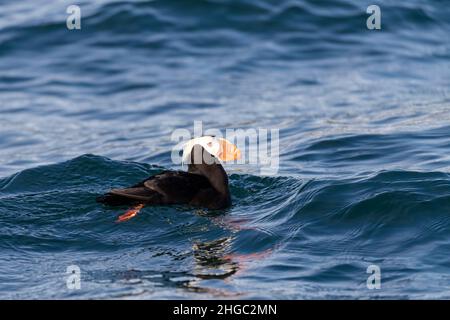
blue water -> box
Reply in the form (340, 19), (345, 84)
(1, 0), (450, 299)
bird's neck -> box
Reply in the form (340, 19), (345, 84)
(188, 163), (230, 197)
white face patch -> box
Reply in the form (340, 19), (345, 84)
(182, 136), (221, 164)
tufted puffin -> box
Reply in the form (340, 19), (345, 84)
(96, 136), (241, 222)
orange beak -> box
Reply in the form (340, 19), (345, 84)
(217, 138), (241, 162)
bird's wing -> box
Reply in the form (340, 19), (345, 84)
(109, 187), (160, 202)
(143, 171), (212, 204)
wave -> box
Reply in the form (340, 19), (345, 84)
(1, 0), (448, 56)
(0, 155), (449, 298)
(1, 154), (449, 250)
(1, 155), (449, 298)
(1, 0), (450, 299)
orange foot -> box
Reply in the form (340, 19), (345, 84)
(116, 204), (145, 223)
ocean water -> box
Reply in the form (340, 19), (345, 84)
(0, 0), (450, 299)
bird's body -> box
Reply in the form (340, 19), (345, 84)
(96, 137), (240, 217)
(96, 168), (230, 210)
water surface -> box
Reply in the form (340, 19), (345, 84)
(0, 0), (449, 299)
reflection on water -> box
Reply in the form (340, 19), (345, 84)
(107, 235), (273, 298)
(192, 237), (238, 280)
(103, 236), (242, 298)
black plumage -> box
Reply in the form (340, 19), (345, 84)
(96, 145), (232, 210)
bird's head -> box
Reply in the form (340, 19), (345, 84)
(182, 136), (241, 164)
